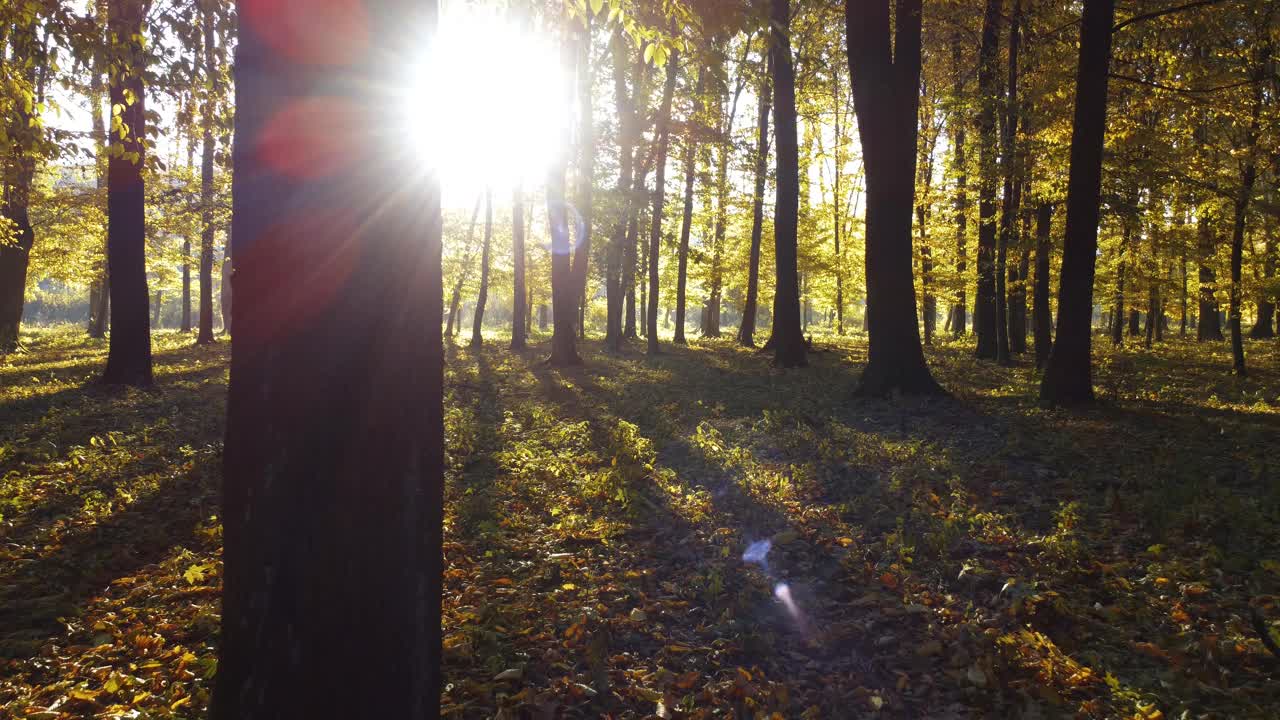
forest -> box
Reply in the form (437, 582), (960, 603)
(1, 0), (1279, 717)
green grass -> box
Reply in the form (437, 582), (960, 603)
(2, 324), (1278, 718)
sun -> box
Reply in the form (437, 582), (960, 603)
(405, 5), (570, 205)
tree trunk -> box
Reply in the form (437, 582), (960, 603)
(606, 31), (637, 352)
(1038, 0), (1116, 407)
(647, 53), (678, 355)
(737, 52), (771, 348)
(511, 185), (527, 349)
(102, 0), (153, 386)
(1112, 226), (1128, 345)
(214, 1), (444, 716)
(182, 134), (194, 333)
(993, 0), (1020, 365)
(1228, 38), (1266, 374)
(949, 33), (969, 337)
(1033, 202), (1052, 368)
(845, 0), (942, 394)
(1197, 213), (1224, 340)
(769, 0), (806, 367)
(1251, 228), (1275, 338)
(445, 195), (482, 339)
(623, 159), (648, 339)
(0, 23), (41, 353)
(548, 23), (582, 366)
(973, 0), (1002, 360)
(88, 45), (110, 340)
(153, 290), (163, 327)
(196, 0), (218, 345)
(571, 17), (593, 339)
(471, 189), (493, 348)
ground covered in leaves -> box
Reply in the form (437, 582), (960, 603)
(1, 325), (1278, 719)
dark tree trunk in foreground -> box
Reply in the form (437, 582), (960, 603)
(471, 189), (493, 348)
(102, 0), (153, 386)
(548, 24), (582, 366)
(1033, 202), (1053, 369)
(647, 53), (678, 355)
(949, 33), (968, 337)
(675, 69), (705, 346)
(845, 0), (942, 394)
(182, 134), (194, 331)
(1197, 214), (1223, 341)
(511, 185), (527, 350)
(973, 0), (1001, 360)
(214, 2), (444, 717)
(738, 51), (772, 348)
(1039, 0), (1116, 407)
(769, 0), (805, 367)
(196, 0), (218, 345)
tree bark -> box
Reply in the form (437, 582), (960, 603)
(845, 0), (942, 394)
(87, 19), (110, 340)
(974, 0), (1002, 360)
(1227, 35), (1267, 374)
(471, 189), (493, 348)
(102, 0), (153, 386)
(1039, 0), (1117, 407)
(993, 0), (1020, 365)
(737, 51), (771, 348)
(1251, 227), (1275, 338)
(769, 0), (806, 367)
(215, 1), (444, 716)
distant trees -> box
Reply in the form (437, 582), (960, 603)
(215, 0), (444, 716)
(471, 189), (492, 348)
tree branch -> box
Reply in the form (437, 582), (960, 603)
(1112, 0), (1233, 33)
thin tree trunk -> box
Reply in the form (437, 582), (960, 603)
(1039, 0), (1117, 407)
(182, 129), (195, 333)
(87, 15), (110, 340)
(571, 17), (594, 339)
(994, 0), (1020, 365)
(974, 0), (1002, 359)
(647, 52), (678, 354)
(1228, 36), (1267, 374)
(196, 0), (218, 344)
(950, 33), (969, 337)
(445, 195), (482, 339)
(471, 189), (493, 348)
(737, 51), (771, 348)
(511, 185), (527, 349)
(102, 0), (153, 386)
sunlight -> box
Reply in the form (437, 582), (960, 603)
(405, 5), (569, 203)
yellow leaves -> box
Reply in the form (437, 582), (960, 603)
(182, 562), (213, 585)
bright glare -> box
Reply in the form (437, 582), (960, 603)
(406, 6), (569, 203)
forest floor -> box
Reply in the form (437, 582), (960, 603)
(1, 325), (1278, 719)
